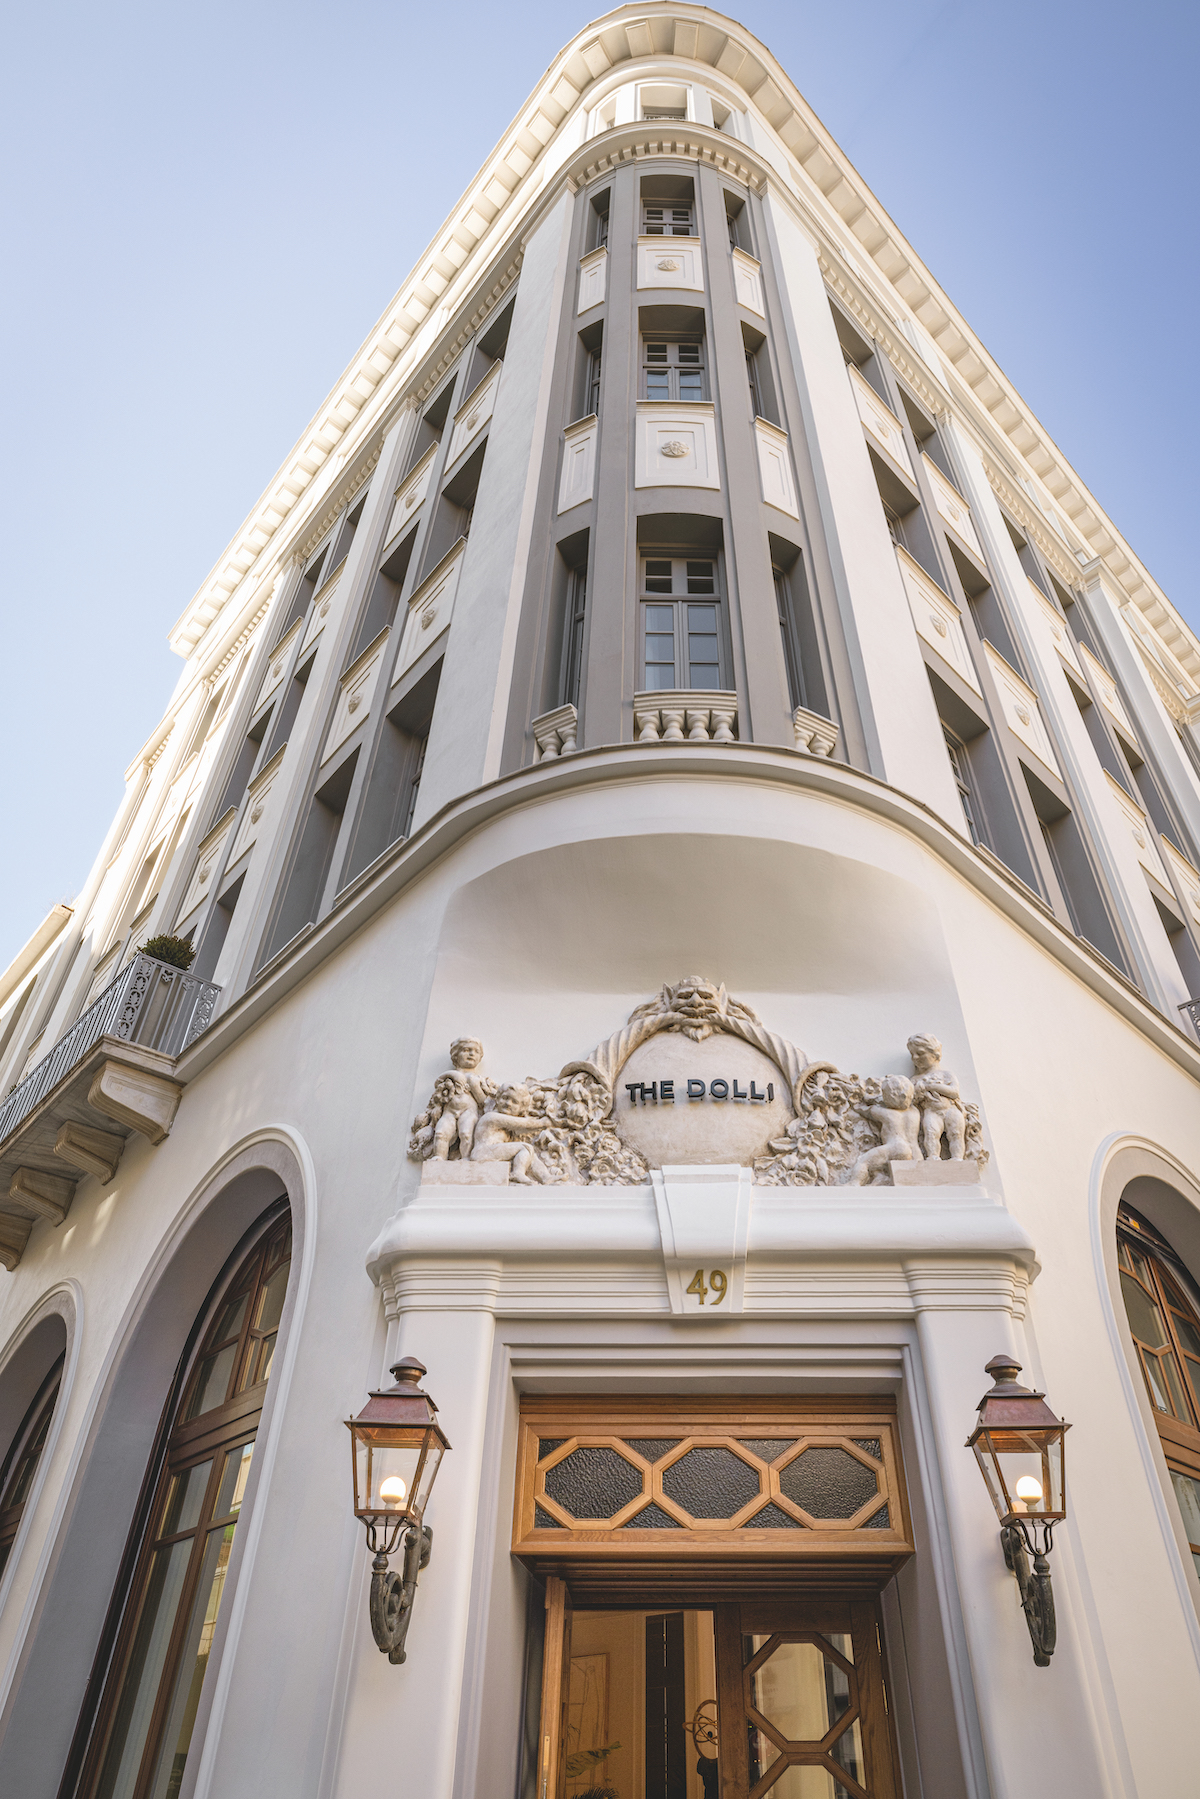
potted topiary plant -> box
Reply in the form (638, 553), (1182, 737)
(137, 934), (197, 972)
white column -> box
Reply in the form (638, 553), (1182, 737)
(411, 192), (574, 830)
(941, 419), (1184, 1010)
(761, 191), (963, 821)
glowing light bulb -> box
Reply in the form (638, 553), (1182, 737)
(379, 1476), (408, 1506)
(1013, 1475), (1043, 1513)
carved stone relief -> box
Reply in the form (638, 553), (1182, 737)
(407, 979), (988, 1187)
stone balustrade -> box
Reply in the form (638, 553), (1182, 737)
(531, 704), (579, 761)
(633, 690), (738, 743)
(791, 704), (838, 756)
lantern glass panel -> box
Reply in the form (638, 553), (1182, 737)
(973, 1428), (1064, 1522)
(352, 1431), (427, 1521)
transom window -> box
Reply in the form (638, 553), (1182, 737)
(80, 1211), (291, 1799)
(642, 339), (705, 403)
(1117, 1204), (1200, 1577)
(642, 202), (694, 235)
(641, 557), (723, 691)
(0, 1352), (63, 1581)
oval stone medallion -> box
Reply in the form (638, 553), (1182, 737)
(613, 1034), (794, 1168)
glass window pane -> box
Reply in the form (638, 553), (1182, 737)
(183, 1343), (237, 1422)
(1173, 1313), (1200, 1358)
(645, 634), (675, 659)
(1121, 1271), (1170, 1348)
(1161, 1351), (1193, 1422)
(645, 372), (670, 400)
(678, 371), (704, 401)
(645, 343), (668, 363)
(257, 1262), (290, 1335)
(214, 1444), (254, 1519)
(686, 563), (714, 593)
(159, 1462), (213, 1539)
(144, 1522), (240, 1799)
(94, 1539), (193, 1799)
(1171, 1469), (1200, 1548)
(644, 665), (676, 690)
(645, 604), (674, 629)
(688, 665), (720, 689)
(210, 1290), (248, 1347)
(687, 605), (717, 629)
(678, 343), (701, 365)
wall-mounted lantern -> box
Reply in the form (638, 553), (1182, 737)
(966, 1354), (1070, 1667)
(346, 1356), (450, 1665)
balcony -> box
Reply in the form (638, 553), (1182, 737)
(0, 955), (220, 1271)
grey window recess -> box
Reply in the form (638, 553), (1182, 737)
(642, 340), (705, 403)
(641, 558), (723, 691)
(587, 349), (602, 416)
(642, 203), (694, 235)
(642, 107), (687, 122)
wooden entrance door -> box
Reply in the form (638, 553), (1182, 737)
(537, 1589), (899, 1799)
(714, 1602), (899, 1799)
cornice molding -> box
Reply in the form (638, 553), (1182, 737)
(564, 121), (766, 193)
(978, 454), (1083, 592)
(295, 439), (383, 565)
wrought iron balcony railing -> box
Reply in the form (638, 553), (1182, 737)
(1180, 998), (1200, 1038)
(0, 955), (220, 1147)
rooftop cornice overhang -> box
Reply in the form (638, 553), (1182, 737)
(175, 742), (1200, 1092)
(164, 1), (1198, 686)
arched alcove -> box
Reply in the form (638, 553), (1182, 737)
(0, 1135), (307, 1796)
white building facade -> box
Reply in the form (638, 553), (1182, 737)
(2, 9), (1200, 1797)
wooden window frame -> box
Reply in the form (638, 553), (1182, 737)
(1117, 1204), (1200, 1564)
(74, 1212), (291, 1799)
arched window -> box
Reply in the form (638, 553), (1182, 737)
(77, 1208), (291, 1799)
(0, 1352), (64, 1580)
(1117, 1202), (1200, 1574)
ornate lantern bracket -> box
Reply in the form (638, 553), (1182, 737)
(346, 1356), (451, 1667)
(966, 1354), (1070, 1668)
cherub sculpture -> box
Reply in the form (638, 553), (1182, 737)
(906, 1034), (966, 1162)
(848, 1076), (921, 1186)
(470, 1085), (557, 1184)
(408, 1038), (498, 1162)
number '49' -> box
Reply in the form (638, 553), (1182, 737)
(687, 1269), (728, 1305)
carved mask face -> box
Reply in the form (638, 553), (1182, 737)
(668, 977), (725, 1039)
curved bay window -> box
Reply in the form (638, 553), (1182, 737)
(1117, 1203), (1200, 1574)
(78, 1211), (291, 1799)
(0, 1352), (64, 1581)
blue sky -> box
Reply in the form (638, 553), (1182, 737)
(2, 0), (1196, 971)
